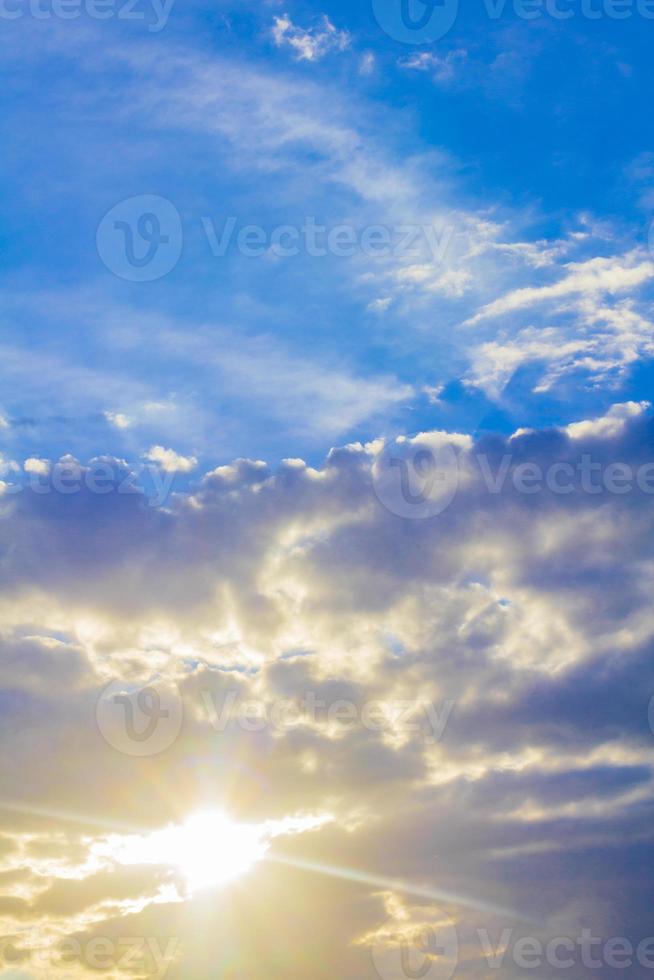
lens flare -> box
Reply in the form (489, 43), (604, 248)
(97, 811), (269, 892)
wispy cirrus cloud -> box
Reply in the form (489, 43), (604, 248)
(466, 251), (654, 325)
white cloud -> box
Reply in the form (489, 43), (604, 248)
(24, 458), (50, 475)
(272, 14), (350, 62)
(367, 297), (392, 314)
(467, 251), (654, 325)
(104, 411), (131, 430)
(422, 384), (444, 404)
(145, 446), (198, 473)
(432, 268), (472, 297)
(399, 50), (469, 85)
(359, 52), (376, 76)
(466, 297), (654, 398)
(564, 400), (650, 440)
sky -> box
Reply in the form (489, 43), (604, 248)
(2, 0), (654, 977)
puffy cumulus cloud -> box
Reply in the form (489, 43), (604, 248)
(564, 400), (651, 440)
(144, 446), (198, 474)
(1, 408), (654, 976)
(23, 459), (49, 476)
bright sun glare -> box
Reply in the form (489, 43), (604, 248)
(101, 811), (270, 893)
(162, 812), (269, 891)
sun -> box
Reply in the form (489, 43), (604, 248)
(94, 809), (333, 897)
(100, 811), (269, 893)
(171, 811), (269, 891)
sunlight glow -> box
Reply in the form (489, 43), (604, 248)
(93, 810), (333, 894)
(97, 812), (268, 892)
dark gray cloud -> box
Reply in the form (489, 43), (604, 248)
(1, 407), (653, 977)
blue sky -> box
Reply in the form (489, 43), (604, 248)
(2, 0), (654, 476)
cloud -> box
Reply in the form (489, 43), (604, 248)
(466, 297), (654, 397)
(366, 297), (392, 314)
(3, 24), (654, 979)
(466, 251), (654, 325)
(23, 458), (50, 476)
(144, 446), (198, 473)
(103, 412), (131, 430)
(564, 400), (650, 440)
(359, 52), (376, 76)
(399, 50), (469, 85)
(272, 14), (350, 62)
(0, 406), (653, 979)
(4, 32), (646, 432)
